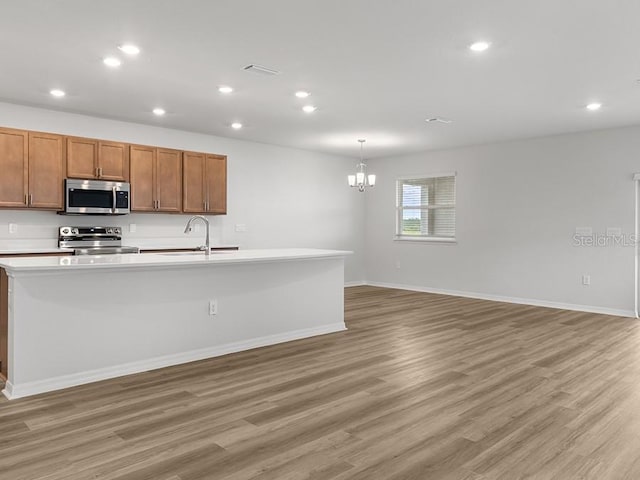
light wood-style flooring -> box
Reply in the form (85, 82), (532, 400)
(1, 286), (639, 479)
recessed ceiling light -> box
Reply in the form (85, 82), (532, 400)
(50, 89), (65, 98)
(469, 41), (491, 52)
(586, 102), (602, 111)
(103, 57), (121, 67)
(118, 44), (140, 55)
(231, 122), (243, 129)
(295, 91), (310, 98)
(152, 108), (166, 116)
(302, 105), (317, 113)
(218, 86), (234, 94)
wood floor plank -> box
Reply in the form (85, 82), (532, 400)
(1, 286), (639, 479)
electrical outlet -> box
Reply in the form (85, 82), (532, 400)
(129, 224), (137, 233)
(208, 299), (218, 315)
(582, 275), (591, 286)
(8, 223), (17, 234)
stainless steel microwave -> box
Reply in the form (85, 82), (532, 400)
(64, 179), (130, 215)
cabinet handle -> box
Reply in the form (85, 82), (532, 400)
(99, 167), (103, 177)
(203, 201), (206, 211)
(29, 194), (33, 206)
(24, 194), (28, 205)
(157, 200), (160, 209)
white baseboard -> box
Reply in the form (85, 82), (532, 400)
(2, 322), (346, 400)
(344, 280), (366, 287)
(365, 281), (635, 318)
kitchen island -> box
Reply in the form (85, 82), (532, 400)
(0, 248), (350, 399)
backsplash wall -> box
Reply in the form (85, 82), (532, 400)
(0, 209), (229, 250)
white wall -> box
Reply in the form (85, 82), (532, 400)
(365, 126), (640, 316)
(0, 102), (366, 282)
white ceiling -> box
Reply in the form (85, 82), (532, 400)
(1, 0), (639, 159)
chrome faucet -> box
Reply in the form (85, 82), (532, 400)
(184, 215), (210, 255)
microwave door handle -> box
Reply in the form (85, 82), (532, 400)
(112, 187), (117, 213)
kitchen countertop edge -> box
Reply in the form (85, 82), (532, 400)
(0, 248), (353, 274)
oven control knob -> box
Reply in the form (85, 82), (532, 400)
(114, 227), (121, 234)
(72, 228), (79, 234)
(61, 227), (70, 235)
(106, 228), (113, 234)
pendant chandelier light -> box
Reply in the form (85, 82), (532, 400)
(348, 139), (376, 192)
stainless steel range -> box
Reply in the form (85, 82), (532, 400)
(59, 226), (140, 255)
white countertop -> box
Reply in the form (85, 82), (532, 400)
(0, 248), (74, 255)
(138, 245), (239, 251)
(0, 248), (351, 273)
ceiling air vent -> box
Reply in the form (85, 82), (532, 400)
(243, 64), (281, 76)
(425, 117), (453, 124)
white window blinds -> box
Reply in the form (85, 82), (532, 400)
(395, 174), (456, 241)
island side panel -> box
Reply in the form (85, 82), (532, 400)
(0, 268), (7, 381)
(6, 256), (345, 398)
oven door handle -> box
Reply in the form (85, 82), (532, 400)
(112, 187), (117, 213)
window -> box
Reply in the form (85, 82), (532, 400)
(395, 174), (456, 241)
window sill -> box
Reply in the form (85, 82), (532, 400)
(393, 236), (457, 244)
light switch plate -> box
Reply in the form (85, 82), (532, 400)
(8, 223), (17, 234)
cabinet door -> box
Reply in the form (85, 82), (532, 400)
(130, 145), (156, 212)
(28, 132), (65, 209)
(156, 148), (182, 212)
(0, 128), (28, 208)
(205, 154), (227, 214)
(98, 141), (129, 181)
(182, 152), (206, 213)
(67, 137), (98, 179)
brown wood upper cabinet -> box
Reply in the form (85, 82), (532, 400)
(183, 152), (227, 214)
(130, 145), (182, 212)
(0, 128), (65, 209)
(67, 137), (129, 181)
